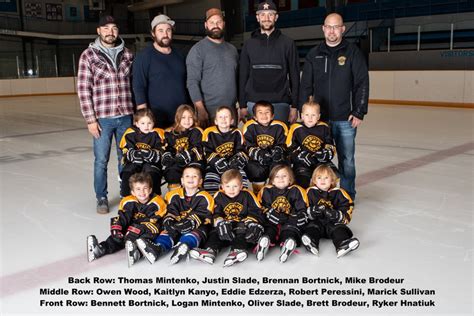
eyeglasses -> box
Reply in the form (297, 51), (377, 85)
(323, 25), (343, 31)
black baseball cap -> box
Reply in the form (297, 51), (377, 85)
(256, 1), (277, 13)
(98, 15), (118, 28)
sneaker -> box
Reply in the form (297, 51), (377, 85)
(279, 238), (296, 263)
(136, 238), (164, 264)
(170, 243), (190, 265)
(189, 248), (216, 265)
(336, 238), (360, 258)
(256, 235), (270, 261)
(87, 235), (106, 262)
(223, 249), (248, 267)
(96, 198), (109, 214)
(301, 234), (319, 256)
(125, 240), (142, 267)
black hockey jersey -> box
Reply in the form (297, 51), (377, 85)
(307, 186), (354, 224)
(164, 188), (214, 228)
(242, 119), (288, 154)
(202, 126), (246, 164)
(213, 189), (264, 225)
(286, 122), (335, 156)
(258, 185), (308, 225)
(111, 194), (167, 235)
(164, 127), (204, 162)
(119, 126), (165, 155)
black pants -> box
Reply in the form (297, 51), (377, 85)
(302, 221), (353, 248)
(204, 222), (252, 252)
(121, 162), (162, 196)
(262, 219), (301, 246)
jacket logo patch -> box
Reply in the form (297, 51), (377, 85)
(216, 142), (235, 157)
(271, 196), (291, 215)
(302, 135), (323, 152)
(338, 56), (346, 66)
(174, 137), (189, 151)
(257, 134), (275, 149)
(223, 202), (244, 221)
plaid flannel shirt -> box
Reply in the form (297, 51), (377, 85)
(77, 44), (134, 124)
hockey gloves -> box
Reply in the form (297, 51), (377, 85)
(176, 149), (192, 167)
(296, 151), (313, 167)
(314, 148), (334, 163)
(271, 146), (285, 163)
(217, 221), (235, 241)
(110, 224), (124, 242)
(266, 208), (288, 225)
(161, 152), (174, 168)
(215, 157), (230, 174)
(142, 149), (161, 164)
(324, 208), (344, 223)
(249, 148), (271, 166)
(126, 149), (143, 164)
(125, 224), (144, 242)
(291, 212), (308, 228)
(174, 217), (197, 234)
(307, 204), (326, 220)
(162, 217), (176, 232)
(245, 222), (264, 244)
(229, 152), (247, 170)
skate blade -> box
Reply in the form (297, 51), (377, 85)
(126, 241), (136, 268)
(337, 239), (360, 258)
(223, 252), (247, 267)
(301, 236), (319, 256)
(87, 236), (96, 262)
(189, 250), (214, 265)
(136, 239), (156, 264)
(279, 239), (296, 263)
(170, 245), (188, 265)
(256, 237), (270, 261)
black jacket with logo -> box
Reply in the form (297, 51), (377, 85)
(239, 29), (300, 108)
(299, 40), (369, 121)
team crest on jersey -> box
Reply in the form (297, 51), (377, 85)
(257, 134), (275, 149)
(136, 142), (151, 150)
(133, 212), (147, 220)
(338, 56), (346, 66)
(216, 142), (235, 157)
(302, 135), (323, 152)
(174, 137), (189, 151)
(271, 196), (291, 215)
(223, 202), (243, 221)
(318, 199), (333, 209)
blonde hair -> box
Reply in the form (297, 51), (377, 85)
(268, 164), (295, 186)
(129, 172), (153, 190)
(221, 169), (243, 184)
(310, 165), (337, 188)
(301, 96), (321, 114)
(134, 108), (155, 124)
(173, 104), (198, 132)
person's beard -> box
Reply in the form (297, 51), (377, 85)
(100, 34), (117, 45)
(259, 21), (275, 32)
(154, 36), (171, 48)
(205, 27), (224, 39)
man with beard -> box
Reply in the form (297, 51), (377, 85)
(133, 14), (189, 128)
(239, 1), (299, 124)
(299, 13), (369, 201)
(77, 15), (134, 214)
(186, 8), (238, 127)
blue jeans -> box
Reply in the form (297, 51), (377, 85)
(247, 102), (290, 123)
(93, 115), (132, 200)
(331, 120), (357, 200)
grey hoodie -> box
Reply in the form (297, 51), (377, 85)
(91, 37), (125, 70)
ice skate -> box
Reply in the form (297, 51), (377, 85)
(336, 238), (360, 258)
(256, 235), (270, 261)
(223, 249), (248, 267)
(189, 248), (216, 265)
(301, 234), (319, 256)
(87, 235), (105, 262)
(125, 240), (142, 267)
(279, 238), (296, 263)
(170, 243), (189, 265)
(136, 238), (164, 264)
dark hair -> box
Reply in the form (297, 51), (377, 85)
(134, 108), (155, 124)
(172, 104), (198, 132)
(129, 172), (153, 190)
(268, 164), (294, 186)
(253, 100), (274, 115)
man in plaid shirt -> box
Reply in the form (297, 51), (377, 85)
(77, 15), (137, 214)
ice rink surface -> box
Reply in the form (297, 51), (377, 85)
(0, 95), (472, 316)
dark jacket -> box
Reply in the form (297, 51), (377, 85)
(239, 29), (300, 108)
(299, 40), (369, 121)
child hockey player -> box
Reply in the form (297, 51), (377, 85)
(303, 165), (359, 258)
(136, 166), (214, 264)
(287, 97), (336, 188)
(256, 165), (308, 263)
(119, 108), (165, 197)
(162, 104), (204, 191)
(242, 100), (288, 194)
(189, 169), (265, 266)
(87, 172), (167, 267)
(202, 106), (248, 194)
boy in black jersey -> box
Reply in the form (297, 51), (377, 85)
(189, 169), (265, 266)
(119, 109), (165, 196)
(242, 100), (288, 194)
(287, 97), (337, 188)
(87, 172), (167, 267)
(162, 104), (204, 191)
(136, 166), (214, 264)
(304, 165), (359, 258)
(202, 106), (249, 194)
